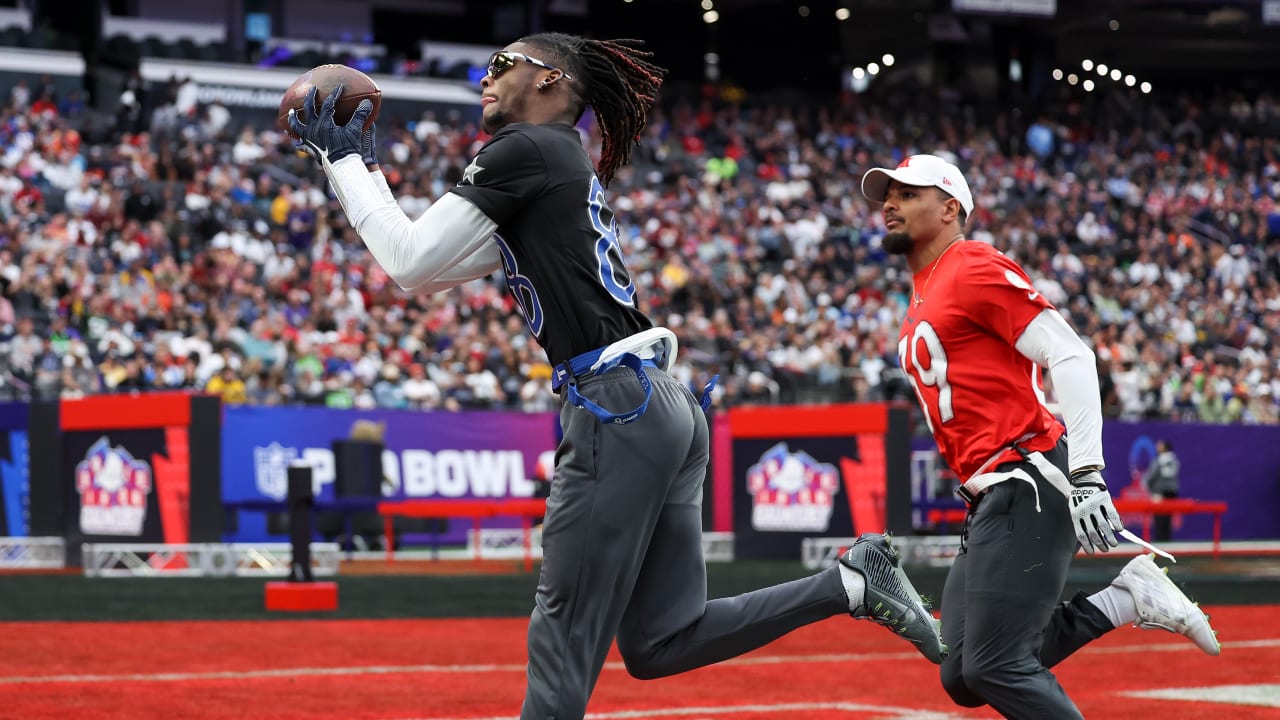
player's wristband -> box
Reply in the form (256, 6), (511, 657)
(1070, 465), (1102, 480)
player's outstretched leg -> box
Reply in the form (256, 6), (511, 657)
(1106, 553), (1220, 655)
(838, 533), (947, 663)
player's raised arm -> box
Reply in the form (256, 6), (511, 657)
(289, 85), (501, 294)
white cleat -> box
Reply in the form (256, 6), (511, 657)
(1111, 553), (1221, 656)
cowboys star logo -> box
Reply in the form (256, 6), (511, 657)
(461, 158), (484, 185)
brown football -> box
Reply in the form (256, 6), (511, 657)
(278, 64), (381, 138)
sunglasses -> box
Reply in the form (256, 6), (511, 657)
(486, 51), (574, 81)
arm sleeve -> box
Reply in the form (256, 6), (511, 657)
(324, 155), (501, 294)
(370, 168), (396, 205)
(1014, 309), (1106, 475)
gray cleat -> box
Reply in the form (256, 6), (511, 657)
(839, 532), (947, 664)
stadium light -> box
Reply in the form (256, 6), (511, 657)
(1110, 69), (1122, 81)
(1140, 81), (1152, 93)
(1082, 59), (1094, 71)
(701, 0), (713, 9)
(1083, 79), (1095, 92)
(867, 62), (880, 75)
(1097, 64), (1108, 76)
(852, 67), (866, 80)
(1125, 74), (1136, 87)
(1067, 73), (1079, 85)
(703, 9), (719, 22)
(836, 7), (851, 20)
(882, 53), (895, 66)
(1052, 69), (1063, 81)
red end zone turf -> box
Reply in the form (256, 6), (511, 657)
(0, 608), (1273, 719)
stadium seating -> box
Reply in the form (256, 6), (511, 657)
(0, 55), (1274, 426)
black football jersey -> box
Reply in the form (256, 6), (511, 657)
(450, 123), (651, 367)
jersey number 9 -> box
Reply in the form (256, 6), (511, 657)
(898, 320), (954, 434)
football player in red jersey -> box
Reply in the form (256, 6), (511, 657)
(863, 155), (1220, 718)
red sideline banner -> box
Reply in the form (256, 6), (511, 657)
(27, 393), (222, 565)
(719, 403), (910, 561)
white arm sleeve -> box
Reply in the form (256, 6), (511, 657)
(369, 168), (396, 205)
(324, 155), (502, 294)
(1014, 309), (1105, 475)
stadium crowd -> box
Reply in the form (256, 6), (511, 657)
(0, 69), (1276, 425)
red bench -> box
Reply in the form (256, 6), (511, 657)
(1113, 499), (1228, 559)
(926, 498), (1229, 558)
(376, 499), (548, 570)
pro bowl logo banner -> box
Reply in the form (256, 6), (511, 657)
(76, 436), (153, 536)
(747, 442), (840, 532)
(222, 407), (559, 542)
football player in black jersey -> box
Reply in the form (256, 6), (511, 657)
(290, 32), (946, 719)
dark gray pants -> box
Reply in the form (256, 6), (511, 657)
(939, 441), (1115, 719)
(521, 366), (848, 719)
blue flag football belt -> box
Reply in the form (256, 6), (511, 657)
(553, 346), (718, 425)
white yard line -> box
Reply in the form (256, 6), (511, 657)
(398, 702), (974, 720)
(1, 638), (1276, 686)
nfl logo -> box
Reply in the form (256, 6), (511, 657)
(253, 443), (299, 500)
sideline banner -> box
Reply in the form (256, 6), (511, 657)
(29, 393), (221, 565)
(0, 403), (29, 537)
(726, 404), (911, 560)
(221, 407), (558, 542)
(910, 421), (1280, 540)
(1101, 422), (1280, 540)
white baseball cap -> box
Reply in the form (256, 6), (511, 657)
(861, 154), (974, 215)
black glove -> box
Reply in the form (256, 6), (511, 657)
(287, 84), (373, 165)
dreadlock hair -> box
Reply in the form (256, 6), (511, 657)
(519, 33), (665, 187)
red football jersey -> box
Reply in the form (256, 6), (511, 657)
(898, 241), (1063, 480)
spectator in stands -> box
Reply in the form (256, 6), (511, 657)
(205, 364), (247, 404)
(1143, 439), (1181, 542)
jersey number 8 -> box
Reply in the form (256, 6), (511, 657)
(589, 176), (636, 307)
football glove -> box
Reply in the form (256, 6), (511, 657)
(361, 119), (379, 168)
(287, 84), (373, 166)
(1069, 470), (1124, 554)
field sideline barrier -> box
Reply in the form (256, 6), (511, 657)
(81, 542), (340, 578)
(0, 537), (65, 569)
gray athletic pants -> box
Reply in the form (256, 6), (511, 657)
(939, 439), (1115, 719)
(521, 365), (849, 719)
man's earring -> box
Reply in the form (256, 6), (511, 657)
(536, 81), (547, 90)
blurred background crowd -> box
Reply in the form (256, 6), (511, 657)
(0, 65), (1276, 424)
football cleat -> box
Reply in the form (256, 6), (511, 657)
(840, 533), (947, 664)
(1111, 553), (1221, 656)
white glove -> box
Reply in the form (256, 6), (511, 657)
(1069, 470), (1124, 554)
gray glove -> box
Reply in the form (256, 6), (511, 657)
(1069, 470), (1124, 554)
